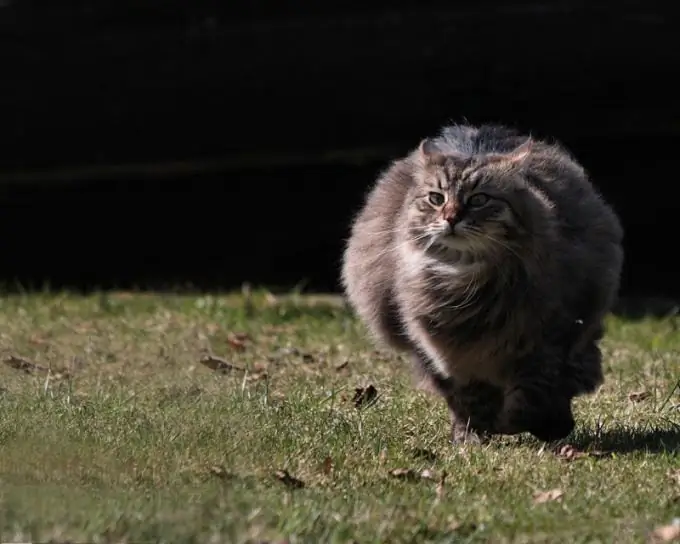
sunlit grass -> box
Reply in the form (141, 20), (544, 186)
(0, 291), (678, 543)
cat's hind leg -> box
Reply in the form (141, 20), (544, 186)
(559, 322), (605, 398)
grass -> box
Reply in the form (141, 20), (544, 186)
(0, 290), (678, 543)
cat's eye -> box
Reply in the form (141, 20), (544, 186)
(467, 193), (490, 208)
(428, 192), (445, 206)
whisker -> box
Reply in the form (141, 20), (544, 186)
(365, 230), (432, 263)
(465, 227), (522, 261)
(360, 224), (428, 238)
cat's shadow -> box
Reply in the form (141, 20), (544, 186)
(569, 426), (680, 454)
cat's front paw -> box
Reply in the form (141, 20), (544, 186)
(499, 400), (575, 442)
(527, 410), (575, 442)
(451, 422), (488, 445)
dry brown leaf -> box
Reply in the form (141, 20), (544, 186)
(322, 456), (333, 475)
(668, 470), (680, 485)
(50, 371), (72, 381)
(301, 353), (316, 363)
(252, 361), (269, 373)
(273, 469), (305, 489)
(246, 370), (269, 382)
(446, 519), (477, 536)
(448, 520), (462, 531)
(28, 334), (49, 346)
(436, 471), (448, 499)
(226, 332), (249, 351)
(389, 468), (419, 481)
(420, 469), (435, 480)
(533, 488), (564, 504)
(388, 468), (439, 483)
(4, 355), (49, 375)
(198, 354), (244, 374)
(649, 520), (680, 542)
(629, 390), (652, 402)
(270, 391), (286, 403)
(208, 466), (233, 480)
(352, 385), (378, 409)
(587, 450), (613, 459)
(555, 444), (587, 461)
(270, 324), (297, 334)
(412, 448), (438, 462)
(554, 444), (611, 462)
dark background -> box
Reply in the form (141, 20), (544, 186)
(0, 1), (677, 301)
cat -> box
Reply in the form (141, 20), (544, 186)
(341, 124), (623, 443)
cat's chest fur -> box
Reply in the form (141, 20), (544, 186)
(396, 245), (536, 385)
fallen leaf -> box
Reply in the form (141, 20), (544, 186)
(28, 334), (49, 346)
(533, 488), (564, 504)
(555, 444), (587, 461)
(649, 519), (680, 542)
(270, 391), (286, 402)
(322, 456), (333, 475)
(252, 361), (269, 373)
(198, 354), (244, 374)
(261, 324), (295, 335)
(389, 468), (419, 481)
(436, 471), (448, 499)
(352, 385), (378, 409)
(273, 469), (305, 489)
(246, 370), (269, 382)
(267, 346), (309, 364)
(208, 466), (234, 480)
(412, 448), (438, 462)
(3, 355), (49, 375)
(50, 371), (72, 381)
(447, 519), (477, 536)
(587, 450), (613, 459)
(668, 470), (680, 485)
(420, 469), (435, 480)
(379, 448), (387, 465)
(629, 390), (652, 403)
(554, 444), (611, 461)
(226, 332), (249, 351)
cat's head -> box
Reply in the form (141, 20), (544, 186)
(405, 137), (551, 257)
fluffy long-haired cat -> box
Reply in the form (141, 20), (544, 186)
(341, 124), (623, 443)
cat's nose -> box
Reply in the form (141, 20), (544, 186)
(445, 215), (460, 231)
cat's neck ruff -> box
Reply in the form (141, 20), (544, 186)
(399, 241), (484, 279)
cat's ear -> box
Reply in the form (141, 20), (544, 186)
(418, 138), (447, 166)
(418, 139), (467, 167)
(489, 138), (534, 167)
(506, 138), (533, 164)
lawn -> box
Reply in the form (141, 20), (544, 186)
(0, 291), (678, 543)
